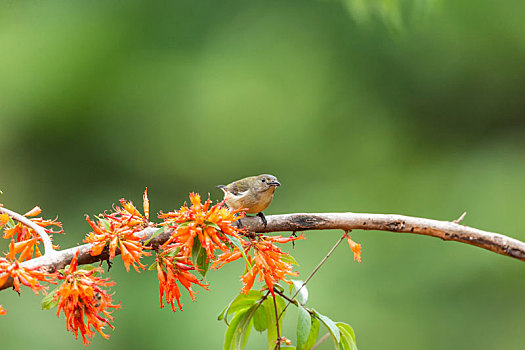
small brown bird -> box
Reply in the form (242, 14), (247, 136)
(217, 174), (281, 227)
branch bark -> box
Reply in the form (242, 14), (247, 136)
(1, 212), (524, 292)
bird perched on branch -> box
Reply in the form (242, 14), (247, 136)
(217, 174), (281, 227)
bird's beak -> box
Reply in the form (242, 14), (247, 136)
(268, 181), (281, 187)
(217, 185), (226, 189)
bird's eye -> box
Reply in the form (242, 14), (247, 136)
(261, 178), (266, 182)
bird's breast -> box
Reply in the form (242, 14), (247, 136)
(244, 189), (275, 214)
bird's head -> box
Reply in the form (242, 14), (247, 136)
(253, 174), (281, 193)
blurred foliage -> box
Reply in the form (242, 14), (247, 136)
(1, 0), (524, 349)
(344, 0), (440, 32)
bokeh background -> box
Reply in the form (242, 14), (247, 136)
(1, 0), (524, 349)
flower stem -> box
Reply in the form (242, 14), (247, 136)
(272, 294), (281, 350)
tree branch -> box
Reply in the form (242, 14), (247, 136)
(1, 212), (524, 292)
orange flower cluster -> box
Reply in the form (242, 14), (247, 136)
(0, 304), (7, 315)
(213, 234), (304, 295)
(2, 206), (63, 241)
(2, 206), (63, 257)
(83, 191), (151, 272)
(0, 240), (55, 294)
(344, 234), (362, 263)
(159, 193), (245, 262)
(155, 244), (209, 312)
(55, 252), (120, 346)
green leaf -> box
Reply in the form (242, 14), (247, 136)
(305, 316), (319, 349)
(275, 294), (286, 316)
(336, 322), (357, 350)
(218, 290), (264, 325)
(178, 220), (192, 227)
(197, 247), (211, 278)
(291, 280), (308, 305)
(263, 298), (278, 350)
(164, 247), (180, 257)
(78, 264), (100, 276)
(99, 218), (111, 231)
(224, 304), (257, 350)
(148, 261), (158, 271)
(41, 287), (59, 310)
(262, 295), (286, 350)
(79, 264), (98, 271)
(339, 334), (352, 350)
(144, 227), (166, 244)
(190, 238), (210, 278)
(313, 309), (341, 345)
(223, 307), (247, 350)
(191, 237), (210, 277)
(241, 318), (254, 349)
(253, 304), (268, 332)
(273, 284), (285, 294)
(296, 305), (311, 350)
(204, 220), (221, 231)
(336, 322), (356, 344)
(226, 235), (252, 269)
(234, 306), (256, 350)
(5, 217), (17, 229)
(280, 253), (299, 265)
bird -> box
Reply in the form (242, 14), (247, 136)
(217, 174), (281, 227)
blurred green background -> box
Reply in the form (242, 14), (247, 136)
(1, 0), (524, 349)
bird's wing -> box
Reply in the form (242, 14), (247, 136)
(227, 180), (251, 196)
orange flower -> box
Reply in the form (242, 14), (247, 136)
(13, 236), (40, 262)
(159, 193), (245, 263)
(344, 234), (362, 263)
(0, 213), (9, 227)
(2, 207), (63, 244)
(0, 240), (55, 294)
(55, 252), (120, 346)
(156, 244), (208, 312)
(83, 191), (151, 272)
(143, 188), (150, 220)
(0, 304), (7, 315)
(24, 206), (42, 217)
(213, 234), (304, 295)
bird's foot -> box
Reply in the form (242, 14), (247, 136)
(257, 212), (267, 228)
(234, 218), (243, 229)
(291, 231), (297, 248)
(105, 259), (113, 272)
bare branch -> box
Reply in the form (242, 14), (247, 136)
(247, 213), (525, 261)
(1, 212), (524, 292)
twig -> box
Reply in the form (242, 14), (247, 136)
(278, 232), (347, 320)
(274, 289), (298, 307)
(2, 211), (525, 291)
(453, 211), (467, 224)
(0, 207), (55, 256)
(272, 294), (281, 350)
(274, 289), (317, 316)
(311, 332), (331, 349)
